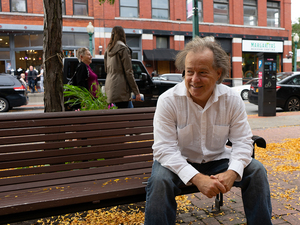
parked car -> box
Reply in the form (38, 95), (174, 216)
(248, 72), (300, 111)
(231, 78), (258, 100)
(63, 58), (178, 108)
(159, 73), (183, 82)
(0, 73), (28, 112)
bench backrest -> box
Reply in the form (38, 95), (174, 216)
(0, 107), (155, 190)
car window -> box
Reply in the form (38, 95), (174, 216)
(132, 61), (148, 79)
(277, 73), (291, 82)
(90, 62), (106, 79)
(287, 76), (300, 85)
(0, 76), (15, 86)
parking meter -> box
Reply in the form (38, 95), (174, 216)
(258, 53), (277, 116)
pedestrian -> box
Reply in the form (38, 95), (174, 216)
(104, 26), (142, 108)
(37, 65), (44, 92)
(74, 47), (99, 96)
(66, 47), (100, 110)
(19, 73), (27, 88)
(144, 36), (272, 225)
(27, 65), (38, 93)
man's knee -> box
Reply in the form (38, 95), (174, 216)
(147, 161), (181, 194)
(245, 159), (268, 180)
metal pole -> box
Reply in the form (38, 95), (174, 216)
(89, 33), (93, 55)
(294, 41), (298, 72)
(192, 0), (199, 38)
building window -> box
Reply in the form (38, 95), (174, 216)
(126, 35), (141, 60)
(156, 36), (168, 49)
(73, 0), (88, 16)
(152, 0), (169, 20)
(186, 0), (203, 22)
(214, 0), (229, 24)
(62, 0), (66, 15)
(244, 0), (257, 26)
(120, 0), (139, 18)
(0, 36), (10, 48)
(10, 0), (27, 13)
(267, 1), (280, 27)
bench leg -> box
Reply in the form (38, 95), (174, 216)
(210, 193), (223, 213)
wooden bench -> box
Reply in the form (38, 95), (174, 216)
(0, 107), (266, 224)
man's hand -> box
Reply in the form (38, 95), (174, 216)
(210, 170), (238, 193)
(190, 173), (226, 198)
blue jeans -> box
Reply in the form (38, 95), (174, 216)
(28, 78), (36, 93)
(144, 159), (272, 225)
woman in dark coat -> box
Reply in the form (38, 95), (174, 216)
(74, 47), (99, 97)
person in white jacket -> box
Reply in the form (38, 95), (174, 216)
(144, 36), (272, 225)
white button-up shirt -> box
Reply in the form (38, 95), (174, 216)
(152, 81), (253, 185)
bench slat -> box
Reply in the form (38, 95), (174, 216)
(0, 120), (153, 137)
(0, 167), (152, 193)
(0, 126), (153, 145)
(0, 161), (153, 187)
(0, 173), (151, 216)
(0, 112), (155, 129)
(0, 155), (153, 179)
(0, 147), (153, 170)
(0, 141), (153, 162)
(0, 133), (154, 153)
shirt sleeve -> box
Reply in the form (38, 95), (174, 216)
(152, 96), (200, 185)
(227, 97), (253, 181)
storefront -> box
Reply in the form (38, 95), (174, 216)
(0, 29), (90, 75)
(242, 39), (283, 82)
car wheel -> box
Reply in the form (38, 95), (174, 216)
(0, 97), (9, 112)
(284, 96), (300, 111)
(241, 90), (249, 100)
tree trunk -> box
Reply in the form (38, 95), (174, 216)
(43, 0), (64, 112)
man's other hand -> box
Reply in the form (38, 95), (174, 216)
(190, 173), (226, 198)
(210, 170), (238, 193)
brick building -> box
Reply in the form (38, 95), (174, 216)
(0, 0), (292, 86)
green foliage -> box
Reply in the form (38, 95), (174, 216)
(64, 83), (117, 111)
(98, 0), (115, 5)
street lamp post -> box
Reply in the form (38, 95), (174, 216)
(294, 33), (299, 72)
(86, 22), (94, 55)
(192, 0), (199, 38)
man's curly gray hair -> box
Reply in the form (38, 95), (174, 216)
(175, 36), (230, 84)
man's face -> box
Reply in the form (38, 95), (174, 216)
(184, 48), (221, 107)
(29, 66), (33, 71)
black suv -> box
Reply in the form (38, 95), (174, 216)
(0, 73), (28, 112)
(63, 58), (179, 107)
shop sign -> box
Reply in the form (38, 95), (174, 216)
(242, 40), (283, 53)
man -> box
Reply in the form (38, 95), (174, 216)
(27, 65), (38, 93)
(144, 37), (272, 225)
